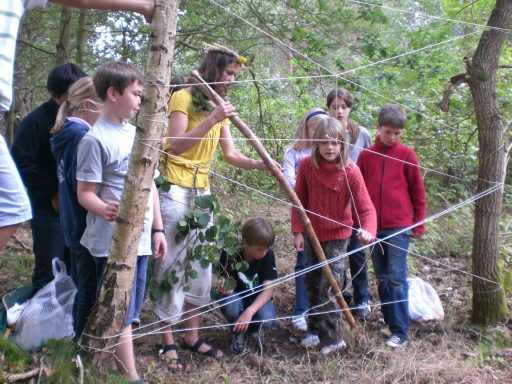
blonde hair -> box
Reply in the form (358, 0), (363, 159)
(310, 118), (350, 169)
(51, 77), (100, 134)
(290, 107), (328, 151)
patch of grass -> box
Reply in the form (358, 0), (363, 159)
(0, 338), (31, 372)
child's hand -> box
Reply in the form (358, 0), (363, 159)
(210, 101), (237, 124)
(293, 233), (304, 251)
(258, 158), (283, 172)
(357, 229), (374, 245)
(233, 310), (253, 334)
(103, 200), (119, 222)
(152, 233), (167, 260)
(218, 277), (234, 295)
(412, 232), (423, 240)
(51, 193), (60, 213)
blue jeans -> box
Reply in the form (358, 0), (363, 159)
(293, 250), (309, 316)
(371, 229), (410, 339)
(70, 245), (97, 338)
(94, 255), (148, 326)
(347, 229), (371, 304)
(220, 292), (276, 332)
(31, 208), (67, 290)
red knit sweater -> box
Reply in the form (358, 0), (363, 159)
(356, 135), (427, 234)
(291, 157), (377, 242)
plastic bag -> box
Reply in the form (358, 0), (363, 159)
(408, 276), (444, 322)
(13, 258), (77, 351)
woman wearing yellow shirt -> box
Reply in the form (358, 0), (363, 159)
(153, 44), (268, 370)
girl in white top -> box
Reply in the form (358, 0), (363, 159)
(283, 107), (328, 332)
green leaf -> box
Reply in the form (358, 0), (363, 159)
(188, 269), (198, 279)
(200, 258), (211, 269)
(205, 225), (218, 242)
(223, 278), (237, 291)
(151, 287), (163, 301)
(197, 212), (211, 228)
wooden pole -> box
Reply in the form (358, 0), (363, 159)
(189, 70), (359, 333)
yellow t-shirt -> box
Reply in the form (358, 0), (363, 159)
(160, 89), (228, 188)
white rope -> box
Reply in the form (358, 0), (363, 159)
(153, 134), (498, 187)
(347, 0), (510, 33)
(207, 0), (475, 135)
(80, 142), (501, 347)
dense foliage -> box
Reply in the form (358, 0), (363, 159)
(10, 0), (512, 255)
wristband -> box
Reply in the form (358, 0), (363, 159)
(152, 228), (165, 235)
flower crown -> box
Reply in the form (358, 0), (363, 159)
(204, 43), (249, 66)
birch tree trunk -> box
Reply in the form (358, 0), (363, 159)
(467, 0), (511, 324)
(80, 0), (179, 373)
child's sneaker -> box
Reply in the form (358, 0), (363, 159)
(320, 339), (347, 355)
(230, 332), (247, 354)
(350, 301), (372, 319)
(291, 315), (308, 332)
(385, 335), (408, 348)
(300, 333), (320, 348)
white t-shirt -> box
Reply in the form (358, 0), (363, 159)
(0, 0), (47, 111)
(349, 126), (372, 162)
(76, 117), (154, 257)
(282, 147), (310, 189)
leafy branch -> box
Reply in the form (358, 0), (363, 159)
(151, 194), (244, 300)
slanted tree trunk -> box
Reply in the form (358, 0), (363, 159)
(467, 0), (511, 324)
(80, 0), (179, 374)
(56, 6), (72, 64)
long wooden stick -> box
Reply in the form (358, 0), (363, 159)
(190, 70), (359, 333)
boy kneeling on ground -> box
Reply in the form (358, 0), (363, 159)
(218, 217), (278, 354)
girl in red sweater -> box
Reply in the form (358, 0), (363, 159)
(291, 117), (376, 355)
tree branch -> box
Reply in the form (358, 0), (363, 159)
(16, 39), (55, 56)
(440, 73), (468, 112)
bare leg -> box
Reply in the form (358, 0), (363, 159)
(0, 223), (21, 252)
(115, 325), (140, 381)
(183, 304), (223, 357)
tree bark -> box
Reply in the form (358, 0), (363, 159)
(75, 9), (87, 67)
(56, 6), (72, 64)
(467, 0), (511, 325)
(79, 0), (179, 374)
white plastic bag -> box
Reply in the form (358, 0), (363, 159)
(14, 258), (77, 351)
(408, 276), (444, 322)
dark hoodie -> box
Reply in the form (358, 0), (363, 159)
(50, 118), (90, 248)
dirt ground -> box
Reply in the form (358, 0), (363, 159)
(1, 194), (512, 384)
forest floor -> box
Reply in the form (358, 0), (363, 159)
(1, 192), (511, 384)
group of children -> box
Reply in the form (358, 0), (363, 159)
(283, 91), (426, 353)
(4, 49), (426, 382)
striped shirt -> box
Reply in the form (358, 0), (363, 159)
(0, 0), (47, 111)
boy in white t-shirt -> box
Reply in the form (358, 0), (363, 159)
(76, 61), (166, 383)
(0, 0), (154, 254)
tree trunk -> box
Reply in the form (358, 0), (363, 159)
(75, 9), (87, 67)
(79, 0), (179, 374)
(56, 6), (72, 64)
(467, 0), (511, 325)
